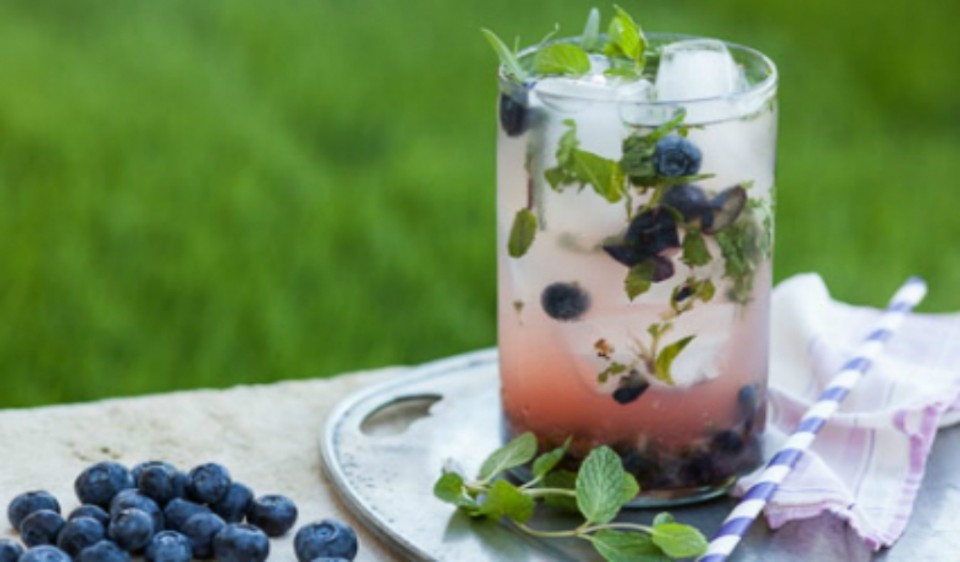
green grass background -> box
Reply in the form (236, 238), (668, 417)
(1, 0), (957, 407)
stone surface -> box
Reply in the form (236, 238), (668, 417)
(0, 369), (409, 562)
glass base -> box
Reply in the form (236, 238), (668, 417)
(508, 467), (736, 508)
(623, 475), (736, 508)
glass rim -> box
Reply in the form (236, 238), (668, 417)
(500, 32), (778, 107)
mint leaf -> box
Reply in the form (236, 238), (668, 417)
(603, 6), (646, 69)
(590, 530), (668, 562)
(545, 120), (624, 202)
(620, 134), (656, 178)
(653, 335), (694, 385)
(681, 229), (711, 267)
(597, 362), (628, 383)
(581, 8), (602, 51)
(621, 472), (640, 503)
(535, 43), (591, 76)
(508, 209), (537, 258)
(652, 512), (675, 526)
(576, 446), (627, 525)
(651, 522), (709, 558)
(542, 469), (579, 511)
(434, 471), (464, 505)
(572, 150), (624, 203)
(481, 29), (527, 81)
(556, 119), (579, 163)
(625, 260), (656, 301)
(532, 436), (572, 479)
(479, 479), (536, 523)
(478, 431), (538, 481)
(699, 278), (716, 302)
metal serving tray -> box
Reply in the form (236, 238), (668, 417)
(321, 349), (959, 561)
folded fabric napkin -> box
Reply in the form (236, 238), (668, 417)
(734, 274), (960, 549)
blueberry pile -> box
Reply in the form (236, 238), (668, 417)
(3, 461), (359, 562)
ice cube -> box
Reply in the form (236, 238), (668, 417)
(615, 79), (665, 126)
(654, 39), (741, 101)
(532, 54), (621, 113)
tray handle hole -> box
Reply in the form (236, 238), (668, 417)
(360, 394), (442, 437)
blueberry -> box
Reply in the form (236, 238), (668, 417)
(620, 451), (659, 487)
(57, 517), (106, 556)
(131, 462), (166, 487)
(7, 491), (60, 531)
(602, 242), (649, 267)
(110, 490), (163, 535)
(705, 185), (747, 233)
(649, 255), (675, 282)
(210, 483), (253, 524)
(187, 464), (232, 505)
(294, 520), (358, 562)
(77, 540), (131, 562)
(540, 282), (590, 321)
(20, 511), (65, 547)
(624, 209), (680, 256)
(711, 430), (745, 454)
(653, 135), (702, 177)
(246, 495), (298, 538)
(680, 453), (718, 486)
(145, 531), (192, 562)
(163, 499), (210, 533)
(69, 505), (110, 527)
(498, 90), (529, 137)
(662, 184), (711, 223)
(0, 539), (24, 562)
(181, 512), (225, 559)
(612, 380), (650, 405)
(18, 546), (70, 562)
(138, 463), (187, 507)
(75, 462), (135, 508)
(108, 508), (154, 552)
(213, 524), (270, 562)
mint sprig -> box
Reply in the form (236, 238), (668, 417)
(481, 28), (528, 81)
(434, 432), (708, 562)
(534, 43), (591, 76)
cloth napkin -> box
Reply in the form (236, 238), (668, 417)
(734, 273), (960, 549)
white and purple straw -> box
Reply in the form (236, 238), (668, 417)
(698, 277), (928, 562)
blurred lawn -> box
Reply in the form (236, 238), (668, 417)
(0, 0), (958, 407)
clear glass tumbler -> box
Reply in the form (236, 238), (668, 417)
(496, 35), (777, 505)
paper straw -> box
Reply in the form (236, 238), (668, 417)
(698, 277), (928, 562)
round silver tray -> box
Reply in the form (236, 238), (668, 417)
(320, 349), (960, 561)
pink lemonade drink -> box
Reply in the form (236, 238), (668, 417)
(494, 20), (777, 504)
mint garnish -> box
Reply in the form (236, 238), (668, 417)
(477, 430), (537, 481)
(534, 43), (591, 76)
(434, 432), (708, 562)
(651, 521), (710, 558)
(603, 5), (647, 73)
(576, 446), (629, 525)
(481, 28), (528, 81)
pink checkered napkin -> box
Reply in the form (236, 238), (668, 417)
(735, 274), (960, 549)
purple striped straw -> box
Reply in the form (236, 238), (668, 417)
(698, 277), (928, 562)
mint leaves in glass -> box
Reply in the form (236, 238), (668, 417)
(494, 7), (777, 505)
